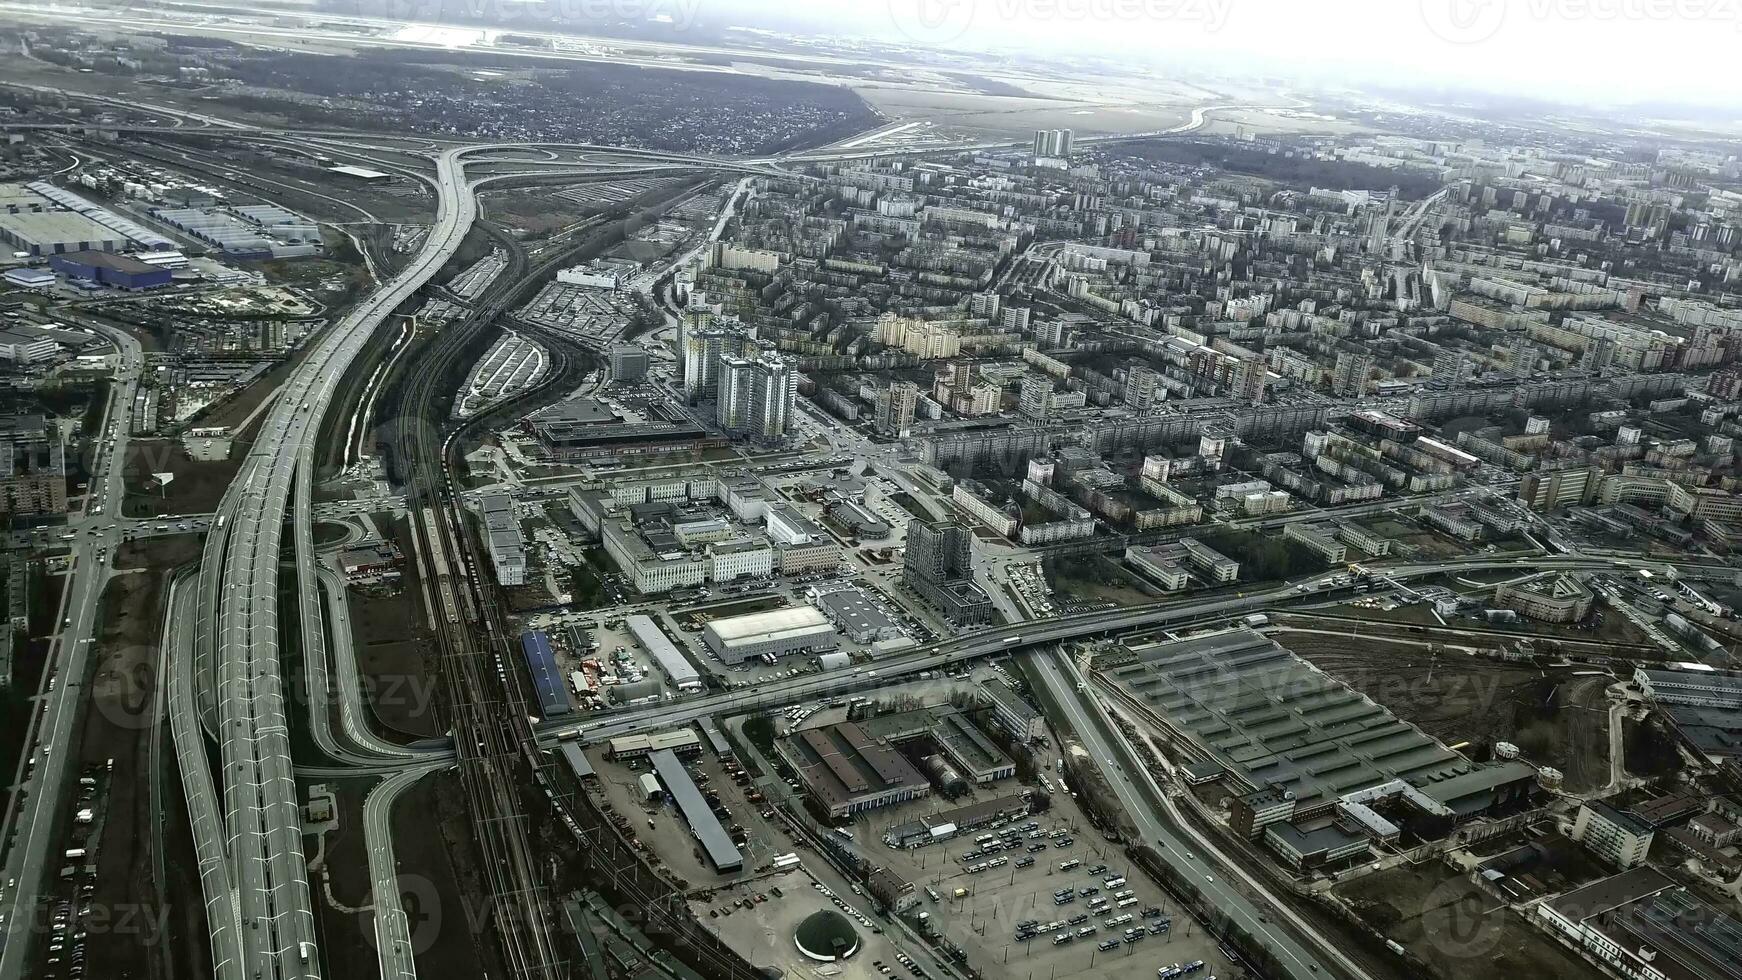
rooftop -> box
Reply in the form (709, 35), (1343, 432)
(649, 748), (742, 871)
(782, 722), (926, 810)
(1105, 629), (1480, 809)
(703, 605), (833, 644)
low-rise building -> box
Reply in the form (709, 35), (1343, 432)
(981, 678), (1044, 742)
(48, 250), (172, 289)
(1283, 523), (1347, 564)
(1537, 869), (1742, 980)
(1264, 822), (1370, 871)
(1124, 544), (1191, 590)
(607, 728), (703, 760)
(777, 722), (931, 818)
(0, 416), (67, 517)
(702, 606), (839, 663)
(812, 588), (901, 644)
(479, 493), (526, 586)
(1495, 573), (1593, 623)
(1179, 537), (1240, 583)
(625, 614), (701, 691)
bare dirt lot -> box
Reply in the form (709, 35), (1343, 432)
(344, 516), (443, 739)
(121, 440), (243, 519)
(1333, 862), (1593, 980)
(1277, 631), (1613, 792)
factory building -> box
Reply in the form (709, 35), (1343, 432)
(0, 212), (125, 256)
(1108, 630), (1541, 859)
(49, 250), (172, 290)
(1538, 869), (1742, 980)
(518, 631), (569, 718)
(607, 729), (703, 760)
(702, 606), (839, 664)
(777, 722), (931, 819)
(860, 707), (1016, 786)
(811, 588), (902, 644)
(1, 268), (55, 291)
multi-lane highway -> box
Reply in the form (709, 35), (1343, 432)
(362, 763), (447, 980)
(0, 321), (146, 977)
(180, 146), (476, 980)
(1033, 650), (1368, 980)
(537, 554), (1651, 748)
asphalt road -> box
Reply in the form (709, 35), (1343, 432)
(187, 146), (477, 980)
(0, 321), (145, 977)
(1030, 651), (1368, 980)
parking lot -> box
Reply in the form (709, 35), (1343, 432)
(584, 745), (768, 886)
(696, 868), (933, 980)
(853, 784), (1240, 979)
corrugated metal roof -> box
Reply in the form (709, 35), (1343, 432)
(704, 605), (833, 642)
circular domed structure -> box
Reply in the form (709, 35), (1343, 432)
(793, 909), (861, 962)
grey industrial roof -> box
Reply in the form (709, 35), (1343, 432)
(0, 211), (119, 247)
(814, 588), (896, 634)
(558, 742), (595, 779)
(1266, 820), (1369, 857)
(626, 614), (700, 687)
(1106, 629), (1476, 807)
(1547, 867), (1676, 923)
(650, 749), (742, 871)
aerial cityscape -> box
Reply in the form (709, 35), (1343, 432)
(2, 2), (1742, 980)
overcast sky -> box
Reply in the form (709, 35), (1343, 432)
(709, 0), (1742, 109)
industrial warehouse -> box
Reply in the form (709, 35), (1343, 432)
(1103, 629), (1543, 871)
(776, 722), (931, 819)
(702, 605), (840, 664)
(647, 748), (743, 873)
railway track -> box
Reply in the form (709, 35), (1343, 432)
(369, 169), (736, 978)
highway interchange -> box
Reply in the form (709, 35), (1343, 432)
(0, 100), (1734, 980)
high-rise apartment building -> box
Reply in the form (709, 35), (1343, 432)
(1125, 365), (1162, 409)
(875, 381), (919, 438)
(717, 351), (795, 442)
(1331, 351), (1373, 398)
(902, 520), (992, 625)
(716, 355), (756, 433)
(1018, 373), (1053, 419)
(1031, 129), (1074, 159)
(747, 353), (796, 442)
(683, 324), (752, 402)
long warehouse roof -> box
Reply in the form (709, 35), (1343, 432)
(704, 605), (834, 644)
(650, 748), (742, 871)
(626, 614), (700, 686)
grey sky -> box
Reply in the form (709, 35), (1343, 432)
(716, 0), (1742, 109)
